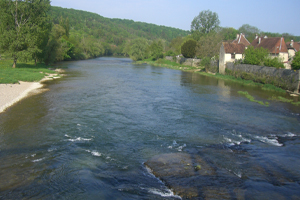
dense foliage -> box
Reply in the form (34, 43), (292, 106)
(0, 0), (51, 67)
(181, 40), (197, 58)
(243, 46), (269, 65)
(291, 51), (300, 70)
(195, 33), (222, 59)
(0, 4), (189, 66)
(243, 46), (284, 68)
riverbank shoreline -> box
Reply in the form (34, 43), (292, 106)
(136, 59), (291, 94)
(0, 70), (63, 114)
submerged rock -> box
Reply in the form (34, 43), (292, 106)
(145, 152), (246, 199)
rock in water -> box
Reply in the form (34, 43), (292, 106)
(145, 152), (246, 199)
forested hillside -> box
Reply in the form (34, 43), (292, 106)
(50, 7), (188, 42)
(49, 6), (189, 57)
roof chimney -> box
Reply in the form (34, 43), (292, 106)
(236, 34), (240, 40)
(255, 34), (258, 39)
(258, 37), (261, 44)
(264, 35), (268, 39)
(291, 40), (294, 47)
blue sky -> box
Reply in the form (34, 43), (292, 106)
(50, 0), (300, 36)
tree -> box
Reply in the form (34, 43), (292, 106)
(243, 46), (268, 65)
(195, 32), (222, 59)
(238, 24), (260, 43)
(0, 0), (51, 68)
(191, 10), (220, 40)
(291, 51), (300, 70)
(129, 38), (149, 61)
(219, 27), (239, 41)
(181, 40), (196, 58)
(149, 40), (164, 60)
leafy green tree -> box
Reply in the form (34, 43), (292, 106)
(0, 0), (51, 68)
(181, 40), (197, 58)
(291, 51), (300, 70)
(238, 24), (260, 43)
(191, 10), (220, 41)
(129, 38), (149, 61)
(243, 46), (268, 65)
(219, 27), (239, 41)
(149, 40), (164, 60)
(195, 32), (222, 59)
(168, 37), (183, 55)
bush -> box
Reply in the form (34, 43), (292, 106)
(292, 51), (300, 70)
(244, 46), (268, 65)
(165, 50), (176, 56)
(200, 57), (211, 72)
(264, 57), (284, 69)
(181, 40), (197, 58)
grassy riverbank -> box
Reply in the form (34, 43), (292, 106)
(0, 58), (59, 84)
(137, 58), (300, 106)
(136, 59), (286, 93)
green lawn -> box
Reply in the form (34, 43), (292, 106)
(0, 59), (57, 84)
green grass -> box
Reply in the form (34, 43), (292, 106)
(269, 96), (300, 106)
(0, 59), (57, 84)
(136, 59), (200, 71)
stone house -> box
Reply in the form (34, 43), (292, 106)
(219, 42), (247, 74)
(219, 33), (249, 65)
(286, 40), (300, 59)
(251, 36), (289, 68)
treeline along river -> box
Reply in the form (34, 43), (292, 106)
(0, 57), (300, 199)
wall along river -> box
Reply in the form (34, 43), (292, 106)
(0, 57), (299, 199)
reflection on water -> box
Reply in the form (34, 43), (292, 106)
(0, 57), (300, 199)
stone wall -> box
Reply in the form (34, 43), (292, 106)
(226, 63), (300, 92)
(165, 56), (201, 67)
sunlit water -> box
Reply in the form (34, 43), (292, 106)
(0, 57), (300, 199)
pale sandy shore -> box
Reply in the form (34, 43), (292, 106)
(0, 81), (44, 113)
(0, 71), (63, 114)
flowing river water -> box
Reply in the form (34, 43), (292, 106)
(0, 57), (300, 199)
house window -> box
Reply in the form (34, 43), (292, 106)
(231, 53), (235, 59)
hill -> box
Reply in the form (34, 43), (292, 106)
(50, 6), (189, 46)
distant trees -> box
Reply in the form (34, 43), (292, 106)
(191, 10), (220, 41)
(238, 24), (260, 43)
(149, 40), (164, 60)
(0, 0), (51, 68)
(128, 38), (149, 61)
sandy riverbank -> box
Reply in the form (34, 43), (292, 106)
(0, 81), (44, 113)
(0, 70), (63, 114)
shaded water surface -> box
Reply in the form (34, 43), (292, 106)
(0, 57), (300, 199)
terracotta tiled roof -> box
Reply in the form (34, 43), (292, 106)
(232, 33), (251, 47)
(286, 41), (300, 52)
(223, 42), (246, 54)
(251, 37), (288, 53)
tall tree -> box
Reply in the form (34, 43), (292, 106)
(191, 10), (220, 40)
(195, 32), (222, 59)
(0, 0), (51, 68)
(238, 24), (260, 43)
(129, 38), (149, 61)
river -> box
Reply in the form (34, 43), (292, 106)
(0, 57), (299, 199)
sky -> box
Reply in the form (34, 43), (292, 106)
(50, 0), (300, 36)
